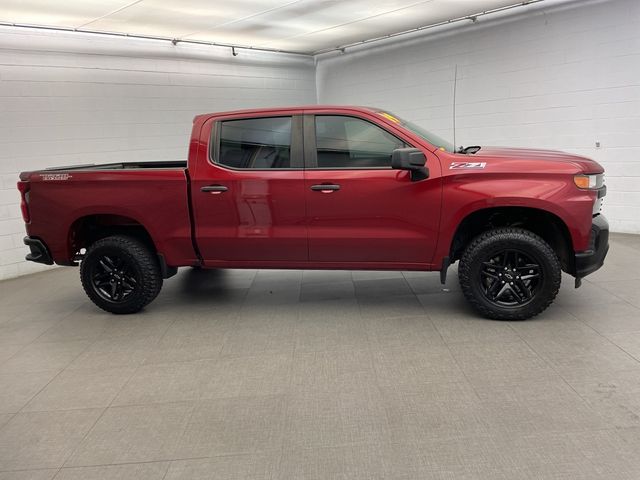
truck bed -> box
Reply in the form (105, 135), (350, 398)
(21, 161), (197, 267)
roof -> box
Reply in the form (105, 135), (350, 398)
(194, 105), (380, 122)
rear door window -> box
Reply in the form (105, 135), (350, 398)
(217, 116), (292, 169)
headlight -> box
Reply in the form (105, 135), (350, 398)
(574, 174), (604, 190)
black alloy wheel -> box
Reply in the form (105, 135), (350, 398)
(458, 228), (561, 320)
(89, 254), (139, 303)
(480, 249), (542, 307)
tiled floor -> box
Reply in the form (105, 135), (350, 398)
(1, 233), (640, 479)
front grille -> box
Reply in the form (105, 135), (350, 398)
(593, 176), (605, 215)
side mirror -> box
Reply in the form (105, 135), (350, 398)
(391, 148), (429, 181)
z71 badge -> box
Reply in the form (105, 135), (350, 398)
(449, 162), (487, 170)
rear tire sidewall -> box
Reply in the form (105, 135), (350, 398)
(459, 230), (561, 320)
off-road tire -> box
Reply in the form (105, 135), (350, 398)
(458, 228), (561, 320)
(80, 235), (162, 314)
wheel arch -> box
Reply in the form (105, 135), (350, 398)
(448, 206), (575, 274)
(68, 214), (178, 278)
(68, 214), (156, 256)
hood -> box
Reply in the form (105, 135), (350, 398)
(473, 147), (604, 173)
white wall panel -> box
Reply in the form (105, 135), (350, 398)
(317, 0), (640, 234)
(0, 27), (315, 280)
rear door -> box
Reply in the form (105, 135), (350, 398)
(191, 114), (307, 265)
(303, 113), (442, 267)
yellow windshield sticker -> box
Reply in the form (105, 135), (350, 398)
(379, 112), (401, 124)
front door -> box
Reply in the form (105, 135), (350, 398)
(304, 114), (442, 267)
(191, 114), (307, 266)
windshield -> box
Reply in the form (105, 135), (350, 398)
(376, 110), (455, 153)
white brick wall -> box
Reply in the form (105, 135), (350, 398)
(0, 27), (316, 280)
(317, 0), (640, 234)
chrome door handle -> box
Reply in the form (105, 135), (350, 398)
(311, 184), (340, 192)
(201, 185), (228, 194)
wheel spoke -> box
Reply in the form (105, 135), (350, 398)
(114, 256), (125, 270)
(98, 259), (113, 273)
(480, 249), (542, 307)
(508, 283), (525, 303)
(493, 282), (511, 301)
(481, 261), (500, 280)
(515, 278), (532, 300)
(486, 279), (504, 300)
(90, 252), (141, 303)
(501, 250), (510, 267)
(93, 271), (110, 281)
(517, 263), (540, 281)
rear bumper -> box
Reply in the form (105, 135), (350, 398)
(574, 214), (609, 280)
(24, 236), (54, 265)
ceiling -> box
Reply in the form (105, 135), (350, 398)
(0, 0), (545, 54)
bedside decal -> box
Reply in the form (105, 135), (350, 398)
(40, 173), (72, 181)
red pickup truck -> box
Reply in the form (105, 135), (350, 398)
(17, 106), (608, 320)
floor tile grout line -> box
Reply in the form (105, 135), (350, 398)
(610, 344), (640, 363)
(56, 333), (161, 471)
(558, 303), (640, 365)
(278, 267), (300, 472)
(13, 335), (98, 415)
(0, 466), (60, 475)
(414, 271), (500, 385)
(0, 303), (88, 369)
(57, 405), (108, 470)
(0, 345), (28, 370)
(0, 412), (17, 435)
(145, 271), (265, 471)
(439, 355), (483, 403)
(8, 393), (293, 416)
(28, 302), (87, 345)
(583, 276), (640, 309)
(35, 450), (291, 474)
(505, 320), (620, 429)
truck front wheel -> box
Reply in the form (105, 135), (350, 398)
(458, 228), (561, 320)
(80, 235), (163, 314)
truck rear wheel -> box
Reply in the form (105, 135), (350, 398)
(80, 235), (162, 314)
(458, 228), (561, 320)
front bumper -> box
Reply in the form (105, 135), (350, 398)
(574, 214), (609, 282)
(24, 236), (54, 265)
